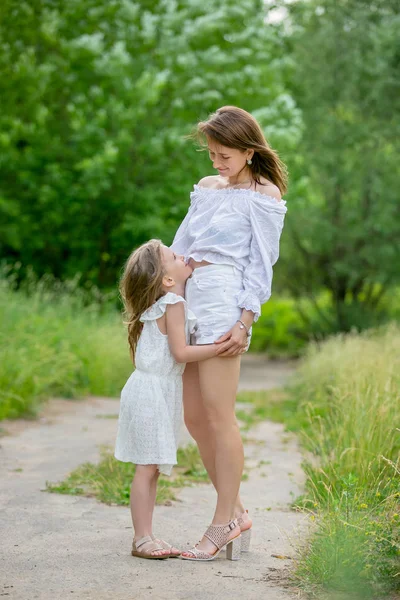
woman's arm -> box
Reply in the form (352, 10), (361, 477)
(236, 188), (285, 320)
(216, 190), (287, 357)
(166, 302), (221, 363)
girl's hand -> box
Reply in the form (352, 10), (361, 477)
(215, 322), (248, 357)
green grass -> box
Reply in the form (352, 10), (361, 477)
(46, 438), (251, 506)
(46, 443), (213, 505)
(46, 446), (178, 505)
(240, 324), (400, 599)
(236, 388), (301, 431)
(0, 272), (132, 419)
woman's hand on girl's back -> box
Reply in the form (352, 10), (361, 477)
(215, 323), (248, 357)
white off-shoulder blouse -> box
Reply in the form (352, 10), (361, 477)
(171, 184), (287, 321)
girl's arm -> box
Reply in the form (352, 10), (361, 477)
(166, 302), (220, 363)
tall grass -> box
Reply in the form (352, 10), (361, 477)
(295, 324), (399, 494)
(288, 325), (400, 597)
(0, 269), (132, 419)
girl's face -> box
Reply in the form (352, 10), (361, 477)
(207, 139), (253, 179)
(161, 246), (192, 285)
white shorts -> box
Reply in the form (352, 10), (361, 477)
(186, 264), (252, 348)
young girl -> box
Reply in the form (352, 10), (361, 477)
(114, 239), (239, 560)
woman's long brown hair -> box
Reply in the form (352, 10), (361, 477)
(196, 106), (288, 194)
(119, 239), (165, 364)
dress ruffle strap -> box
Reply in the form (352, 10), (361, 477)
(140, 292), (197, 334)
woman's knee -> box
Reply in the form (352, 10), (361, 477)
(184, 409), (209, 440)
(207, 411), (240, 436)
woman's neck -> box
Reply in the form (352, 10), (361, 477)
(227, 167), (252, 186)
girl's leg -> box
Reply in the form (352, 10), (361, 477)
(148, 469), (181, 556)
(130, 465), (168, 557)
(183, 356), (243, 556)
(148, 469), (159, 530)
(183, 362), (246, 516)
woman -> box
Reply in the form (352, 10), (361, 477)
(171, 106), (288, 561)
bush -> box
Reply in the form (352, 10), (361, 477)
(251, 296), (307, 356)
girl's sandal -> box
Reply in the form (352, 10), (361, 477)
(151, 536), (181, 558)
(181, 519), (241, 562)
(238, 509), (252, 552)
(131, 536), (170, 559)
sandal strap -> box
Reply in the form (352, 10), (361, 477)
(203, 519), (238, 550)
(134, 535), (163, 551)
(156, 538), (171, 550)
(154, 538), (181, 554)
(184, 546), (214, 560)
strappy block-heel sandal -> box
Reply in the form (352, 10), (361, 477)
(131, 535), (170, 559)
(181, 518), (241, 562)
(238, 509), (253, 552)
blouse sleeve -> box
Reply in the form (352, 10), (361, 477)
(236, 195), (287, 322)
(170, 188), (199, 255)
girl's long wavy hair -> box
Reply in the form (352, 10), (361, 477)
(196, 106), (288, 194)
(119, 239), (165, 364)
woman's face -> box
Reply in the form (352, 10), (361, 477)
(207, 139), (253, 178)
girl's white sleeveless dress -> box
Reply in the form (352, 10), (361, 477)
(114, 292), (196, 476)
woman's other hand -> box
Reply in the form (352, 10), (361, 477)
(214, 322), (248, 357)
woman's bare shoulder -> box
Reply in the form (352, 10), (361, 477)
(254, 178), (282, 202)
(197, 175), (223, 189)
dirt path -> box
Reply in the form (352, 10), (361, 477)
(0, 356), (307, 600)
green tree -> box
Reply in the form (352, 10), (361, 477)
(0, 0), (298, 287)
(278, 0), (400, 332)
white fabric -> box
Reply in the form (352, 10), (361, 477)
(186, 264), (251, 348)
(171, 185), (287, 320)
(114, 292), (196, 476)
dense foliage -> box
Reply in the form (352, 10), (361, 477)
(0, 0), (297, 286)
(279, 0), (400, 331)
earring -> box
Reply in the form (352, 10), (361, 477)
(247, 158), (252, 165)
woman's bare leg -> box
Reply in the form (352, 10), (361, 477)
(199, 356), (243, 522)
(182, 357), (244, 555)
(183, 362), (246, 516)
(183, 362), (216, 482)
